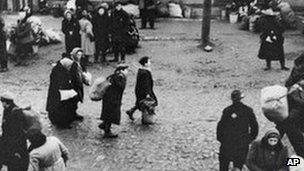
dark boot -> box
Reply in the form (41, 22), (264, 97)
(103, 122), (118, 138)
(264, 60), (271, 71)
(126, 107), (136, 121)
(280, 59), (289, 71)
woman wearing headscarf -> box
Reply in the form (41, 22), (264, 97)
(99, 64), (129, 138)
(27, 130), (69, 171)
(246, 128), (289, 171)
(79, 10), (95, 66)
(46, 57), (78, 129)
(69, 47), (92, 121)
(62, 10), (81, 54)
(257, 3), (289, 71)
(0, 15), (8, 72)
(93, 6), (110, 64)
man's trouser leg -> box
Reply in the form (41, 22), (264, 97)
(140, 9), (147, 28)
(219, 153), (230, 171)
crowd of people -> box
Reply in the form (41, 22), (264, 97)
(62, 1), (140, 66)
(2, 0), (304, 170)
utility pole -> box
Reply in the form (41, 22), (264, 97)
(201, 0), (212, 51)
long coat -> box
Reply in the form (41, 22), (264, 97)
(101, 72), (127, 125)
(246, 131), (289, 171)
(258, 15), (285, 61)
(46, 60), (78, 127)
(135, 68), (157, 108)
(217, 102), (259, 161)
(61, 18), (81, 54)
(93, 12), (110, 52)
(28, 136), (69, 171)
(0, 104), (29, 170)
(16, 19), (33, 55)
(0, 27), (7, 68)
(79, 18), (95, 56)
(110, 9), (130, 45)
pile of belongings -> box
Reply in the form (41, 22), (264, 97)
(6, 16), (62, 57)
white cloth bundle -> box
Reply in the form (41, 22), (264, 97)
(59, 89), (77, 101)
(261, 85), (288, 122)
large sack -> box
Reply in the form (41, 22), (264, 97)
(278, 2), (297, 29)
(261, 85), (288, 122)
(66, 0), (76, 11)
(168, 3), (183, 18)
(122, 4), (140, 18)
(89, 76), (111, 101)
(44, 29), (62, 44)
(157, 3), (170, 17)
(22, 106), (43, 133)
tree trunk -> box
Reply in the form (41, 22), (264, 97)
(201, 0), (212, 46)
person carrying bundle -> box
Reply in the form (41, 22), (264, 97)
(261, 53), (304, 158)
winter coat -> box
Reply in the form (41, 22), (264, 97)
(46, 60), (79, 126)
(0, 103), (29, 170)
(135, 68), (157, 108)
(246, 129), (289, 171)
(0, 28), (7, 67)
(258, 15), (285, 61)
(101, 72), (127, 125)
(110, 9), (130, 45)
(79, 18), (95, 56)
(28, 136), (68, 171)
(61, 18), (81, 54)
(217, 102), (259, 159)
(16, 20), (33, 55)
(92, 11), (110, 51)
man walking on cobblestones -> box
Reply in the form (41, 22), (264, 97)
(217, 90), (259, 171)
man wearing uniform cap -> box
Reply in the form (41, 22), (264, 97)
(216, 90), (259, 171)
(0, 93), (29, 170)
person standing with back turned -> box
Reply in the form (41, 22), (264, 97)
(217, 90), (259, 171)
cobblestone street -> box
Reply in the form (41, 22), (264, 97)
(1, 15), (304, 170)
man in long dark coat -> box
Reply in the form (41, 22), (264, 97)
(61, 10), (81, 54)
(217, 90), (259, 171)
(0, 16), (8, 72)
(99, 64), (128, 138)
(126, 56), (157, 121)
(93, 6), (110, 64)
(109, 2), (130, 63)
(46, 58), (80, 129)
(0, 93), (29, 171)
(139, 0), (157, 29)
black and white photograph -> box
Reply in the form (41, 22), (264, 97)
(0, 0), (304, 170)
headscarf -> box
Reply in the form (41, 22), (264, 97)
(261, 128), (283, 151)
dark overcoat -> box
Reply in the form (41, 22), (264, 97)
(46, 61), (78, 126)
(135, 68), (157, 108)
(0, 28), (7, 68)
(16, 20), (33, 55)
(110, 9), (130, 45)
(258, 15), (285, 61)
(246, 137), (288, 170)
(93, 11), (110, 52)
(0, 104), (29, 170)
(61, 18), (81, 54)
(101, 72), (127, 125)
(217, 102), (259, 161)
